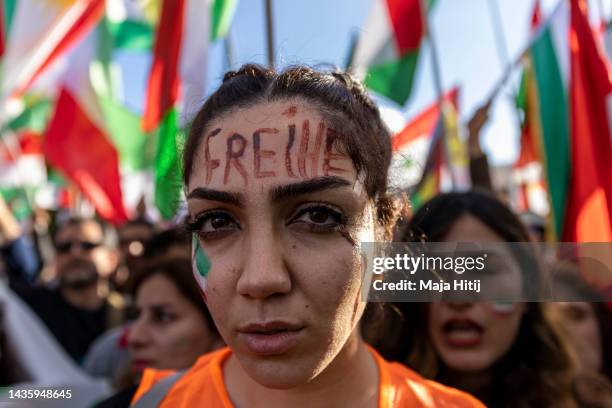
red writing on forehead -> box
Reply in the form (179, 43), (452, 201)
(204, 128), (222, 184)
(282, 105), (298, 118)
(324, 128), (348, 176)
(224, 133), (248, 185)
(204, 120), (349, 185)
(253, 128), (278, 178)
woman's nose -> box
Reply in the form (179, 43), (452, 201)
(127, 317), (150, 349)
(236, 230), (291, 300)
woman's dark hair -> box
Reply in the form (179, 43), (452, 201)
(182, 63), (402, 239)
(552, 262), (612, 381)
(404, 189), (532, 243)
(368, 190), (579, 407)
(130, 258), (217, 336)
(404, 189), (542, 299)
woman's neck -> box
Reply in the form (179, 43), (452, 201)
(224, 334), (379, 408)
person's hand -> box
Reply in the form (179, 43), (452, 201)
(467, 100), (492, 157)
(0, 195), (21, 244)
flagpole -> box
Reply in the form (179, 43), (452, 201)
(344, 29), (359, 71)
(224, 33), (236, 71)
(485, 0), (565, 103)
(264, 0), (275, 68)
(422, 0), (458, 189)
(485, 0), (523, 127)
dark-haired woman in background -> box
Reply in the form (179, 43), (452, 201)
(551, 262), (612, 382)
(372, 190), (612, 407)
(96, 245), (222, 407)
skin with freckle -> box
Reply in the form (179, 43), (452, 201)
(131, 65), (485, 408)
(187, 101), (371, 388)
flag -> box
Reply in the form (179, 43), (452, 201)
(564, 0), (612, 242)
(518, 1), (571, 239)
(518, 0), (612, 242)
(410, 119), (444, 211)
(1, 0), (105, 102)
(352, 0), (435, 105)
(392, 88), (458, 209)
(392, 88), (459, 152)
(41, 25), (128, 224)
(143, 0), (237, 218)
(104, 0), (160, 51)
(390, 88), (457, 190)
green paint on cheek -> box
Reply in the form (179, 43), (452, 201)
(192, 235), (211, 278)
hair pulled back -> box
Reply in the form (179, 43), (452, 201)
(182, 64), (401, 238)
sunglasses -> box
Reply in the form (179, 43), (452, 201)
(55, 241), (102, 254)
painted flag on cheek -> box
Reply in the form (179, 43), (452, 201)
(192, 234), (212, 301)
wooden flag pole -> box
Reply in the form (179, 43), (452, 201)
(264, 0), (275, 68)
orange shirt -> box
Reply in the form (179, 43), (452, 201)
(132, 347), (485, 408)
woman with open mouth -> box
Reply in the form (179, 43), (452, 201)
(376, 191), (612, 407)
(129, 64), (484, 407)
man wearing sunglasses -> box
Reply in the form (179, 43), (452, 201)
(11, 217), (125, 364)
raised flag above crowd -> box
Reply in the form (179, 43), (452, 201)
(0, 0), (610, 243)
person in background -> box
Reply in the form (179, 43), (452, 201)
(84, 227), (197, 385)
(551, 262), (612, 382)
(374, 190), (612, 407)
(11, 216), (124, 363)
(113, 218), (155, 293)
(0, 195), (41, 287)
(96, 256), (223, 407)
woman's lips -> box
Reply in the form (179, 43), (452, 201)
(237, 321), (304, 356)
(131, 358), (153, 372)
(441, 318), (484, 348)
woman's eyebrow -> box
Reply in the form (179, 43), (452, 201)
(187, 187), (244, 207)
(269, 176), (353, 202)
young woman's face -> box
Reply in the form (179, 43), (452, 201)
(186, 100), (374, 388)
(553, 302), (602, 373)
(128, 273), (216, 372)
(428, 214), (525, 373)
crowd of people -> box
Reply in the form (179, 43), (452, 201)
(0, 64), (611, 407)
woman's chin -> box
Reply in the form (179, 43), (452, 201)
(237, 354), (318, 389)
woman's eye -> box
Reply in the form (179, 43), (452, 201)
(189, 211), (240, 240)
(289, 205), (346, 232)
(151, 310), (177, 324)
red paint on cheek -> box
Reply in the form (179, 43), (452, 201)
(282, 105), (298, 118)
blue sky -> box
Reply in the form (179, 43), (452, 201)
(116, 0), (610, 165)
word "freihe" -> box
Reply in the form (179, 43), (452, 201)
(203, 120), (349, 185)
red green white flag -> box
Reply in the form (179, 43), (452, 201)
(1, 0), (104, 102)
(352, 0), (434, 105)
(42, 30), (129, 224)
(143, 0), (237, 219)
(518, 0), (612, 242)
